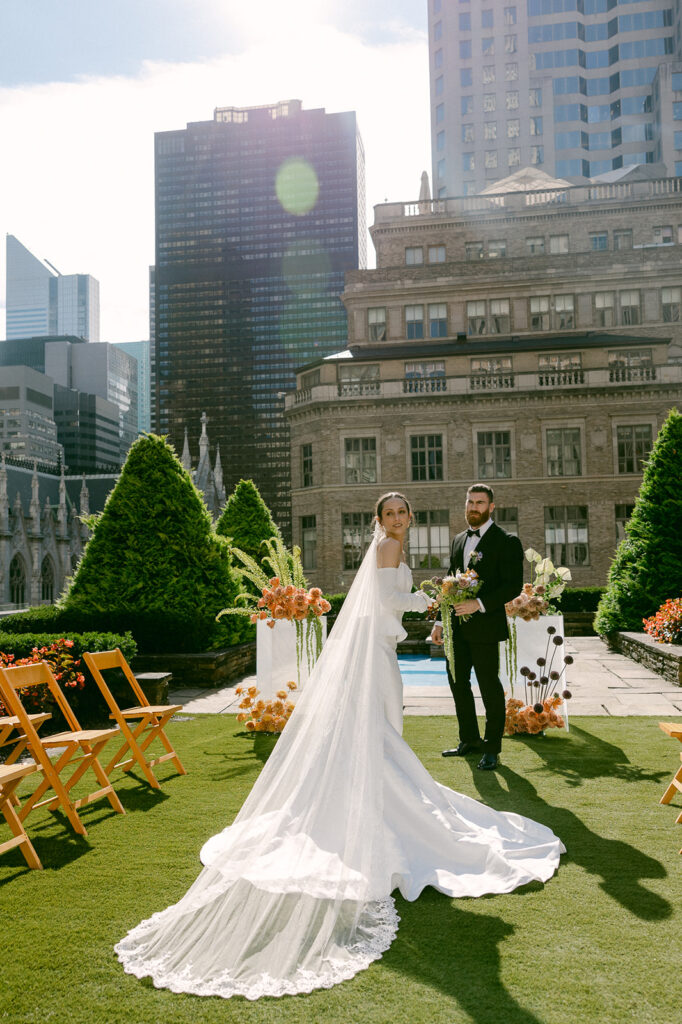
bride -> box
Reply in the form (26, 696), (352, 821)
(116, 491), (564, 1000)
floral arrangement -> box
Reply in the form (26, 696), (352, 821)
(421, 569), (482, 678)
(504, 549), (572, 687)
(235, 680), (297, 733)
(643, 597), (682, 645)
(0, 639), (86, 716)
(218, 536), (330, 681)
(504, 626), (574, 735)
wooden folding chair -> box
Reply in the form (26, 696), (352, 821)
(0, 662), (125, 838)
(0, 711), (52, 807)
(82, 649), (186, 790)
(0, 762), (42, 870)
(659, 722), (682, 832)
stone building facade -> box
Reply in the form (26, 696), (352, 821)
(285, 171), (682, 593)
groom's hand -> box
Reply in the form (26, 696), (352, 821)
(430, 625), (444, 645)
(455, 599), (481, 616)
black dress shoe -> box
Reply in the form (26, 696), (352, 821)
(442, 742), (479, 757)
(477, 753), (499, 771)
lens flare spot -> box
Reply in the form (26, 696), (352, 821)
(276, 158), (319, 215)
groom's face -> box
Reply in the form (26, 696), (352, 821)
(465, 491), (494, 528)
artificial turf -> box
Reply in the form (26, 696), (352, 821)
(1, 715), (680, 1024)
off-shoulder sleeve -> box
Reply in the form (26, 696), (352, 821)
(377, 568), (432, 613)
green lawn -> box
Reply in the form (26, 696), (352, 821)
(1, 715), (681, 1024)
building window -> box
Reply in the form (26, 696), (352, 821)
(428, 245), (446, 263)
(615, 503), (635, 543)
(9, 554), (26, 605)
(338, 364), (380, 397)
(471, 356), (513, 382)
(496, 506), (518, 535)
(608, 348), (654, 381)
(302, 369), (320, 388)
(531, 146), (544, 165)
(411, 434), (443, 481)
(368, 307), (386, 342)
(461, 95), (474, 115)
(482, 37), (495, 56)
(544, 506), (589, 566)
(554, 294), (575, 329)
(405, 360), (445, 379)
(506, 91), (519, 110)
(546, 427), (582, 476)
(483, 66), (496, 84)
(526, 237), (545, 256)
(590, 232), (608, 251)
(428, 303), (448, 338)
(505, 34), (517, 53)
(465, 242), (484, 260)
(342, 512), (373, 569)
(482, 8), (493, 28)
(489, 239), (507, 258)
(594, 291), (614, 327)
(460, 68), (472, 87)
(529, 295), (550, 330)
(438, 158), (446, 179)
(549, 234), (569, 254)
(485, 121), (497, 140)
(406, 305), (424, 339)
(507, 119), (520, 139)
(504, 6), (517, 26)
(477, 430), (512, 479)
(529, 88), (542, 107)
(508, 148), (521, 167)
(485, 150), (498, 169)
(653, 225), (673, 245)
(467, 301), (485, 335)
(436, 102), (445, 123)
(538, 353), (583, 384)
(460, 39), (472, 60)
(301, 516), (317, 571)
(462, 123), (475, 142)
(437, 130), (445, 152)
(613, 229), (632, 250)
(483, 93), (496, 113)
(506, 62), (519, 81)
(462, 152), (475, 172)
(459, 11), (471, 30)
(409, 510), (450, 570)
(40, 557), (54, 603)
(662, 287), (681, 322)
(530, 116), (543, 136)
(344, 437), (377, 485)
(617, 424), (653, 474)
(619, 290), (640, 325)
(405, 246), (423, 265)
(301, 443), (313, 488)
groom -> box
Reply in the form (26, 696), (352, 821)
(430, 484), (523, 771)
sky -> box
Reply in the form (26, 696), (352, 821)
(0, 0), (431, 342)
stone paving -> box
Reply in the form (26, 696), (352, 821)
(169, 637), (682, 719)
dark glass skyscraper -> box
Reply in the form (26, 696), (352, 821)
(154, 100), (365, 535)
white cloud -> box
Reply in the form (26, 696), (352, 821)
(0, 23), (430, 342)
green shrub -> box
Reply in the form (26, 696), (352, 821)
(216, 479), (281, 597)
(322, 594), (346, 618)
(60, 434), (246, 654)
(556, 587), (605, 612)
(595, 409), (682, 634)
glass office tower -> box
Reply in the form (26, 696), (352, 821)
(154, 100), (365, 536)
(428, 0), (682, 196)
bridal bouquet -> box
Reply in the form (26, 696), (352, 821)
(421, 569), (482, 678)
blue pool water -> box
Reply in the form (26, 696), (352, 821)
(398, 654), (450, 688)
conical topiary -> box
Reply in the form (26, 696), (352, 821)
(61, 434), (244, 653)
(216, 479), (281, 593)
(595, 408), (682, 635)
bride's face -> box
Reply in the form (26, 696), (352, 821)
(379, 498), (411, 539)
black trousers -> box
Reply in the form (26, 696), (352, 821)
(446, 635), (505, 755)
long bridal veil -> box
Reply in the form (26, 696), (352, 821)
(115, 533), (400, 999)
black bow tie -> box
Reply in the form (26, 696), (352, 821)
(466, 529), (480, 538)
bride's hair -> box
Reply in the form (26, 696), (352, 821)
(374, 491), (412, 523)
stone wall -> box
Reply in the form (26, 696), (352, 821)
(133, 641), (256, 689)
(606, 632), (682, 686)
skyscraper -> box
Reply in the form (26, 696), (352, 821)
(154, 100), (365, 535)
(5, 235), (100, 341)
(428, 0), (682, 196)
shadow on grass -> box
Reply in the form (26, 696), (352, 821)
(388, 889), (544, 1024)
(504, 723), (669, 788)
(202, 732), (278, 782)
(471, 763), (671, 921)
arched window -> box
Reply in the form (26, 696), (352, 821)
(41, 557), (55, 603)
(9, 554), (26, 606)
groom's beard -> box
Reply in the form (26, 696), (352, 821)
(466, 510), (491, 527)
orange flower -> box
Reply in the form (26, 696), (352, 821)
(259, 610), (268, 620)
(308, 587), (322, 600)
(287, 681), (297, 691)
(248, 686), (258, 696)
(235, 686), (243, 695)
(250, 613), (258, 623)
(266, 620), (275, 629)
(274, 606), (286, 619)
(269, 577), (280, 587)
(245, 720), (256, 732)
(276, 689), (288, 699)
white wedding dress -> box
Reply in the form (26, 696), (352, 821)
(115, 539), (564, 1000)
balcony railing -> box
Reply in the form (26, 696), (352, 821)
(285, 363), (680, 410)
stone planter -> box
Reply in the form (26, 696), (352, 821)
(605, 631), (682, 686)
(499, 615), (565, 694)
(132, 641), (256, 689)
(256, 617), (327, 693)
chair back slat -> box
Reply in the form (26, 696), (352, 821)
(84, 649), (149, 709)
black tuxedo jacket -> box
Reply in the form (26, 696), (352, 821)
(448, 522), (523, 644)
